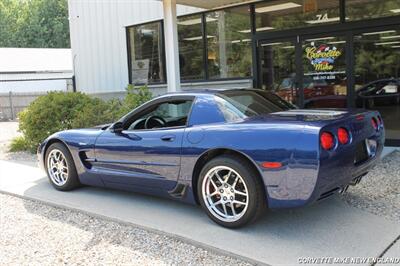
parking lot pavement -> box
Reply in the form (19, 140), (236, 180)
(1, 159), (399, 265)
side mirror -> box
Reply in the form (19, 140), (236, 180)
(110, 122), (124, 134)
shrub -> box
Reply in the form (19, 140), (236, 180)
(18, 92), (113, 152)
(70, 97), (115, 129)
(114, 84), (152, 118)
(15, 85), (152, 152)
(9, 136), (30, 152)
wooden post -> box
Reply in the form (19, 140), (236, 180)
(9, 91), (14, 120)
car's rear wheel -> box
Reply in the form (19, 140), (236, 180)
(197, 155), (266, 228)
(45, 142), (80, 191)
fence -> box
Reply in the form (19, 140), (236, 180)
(0, 91), (47, 121)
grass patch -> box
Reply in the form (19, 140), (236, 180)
(9, 136), (31, 152)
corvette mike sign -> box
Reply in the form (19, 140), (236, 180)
(305, 44), (342, 72)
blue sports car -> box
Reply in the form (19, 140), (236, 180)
(38, 89), (384, 228)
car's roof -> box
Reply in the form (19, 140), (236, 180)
(364, 78), (400, 84)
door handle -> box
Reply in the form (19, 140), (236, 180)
(161, 135), (175, 142)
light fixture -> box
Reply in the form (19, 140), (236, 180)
(141, 29), (154, 34)
(177, 17), (216, 26)
(183, 35), (215, 41)
(238, 29), (251, 33)
(282, 45), (295, 49)
(381, 35), (400, 40)
(374, 41), (400, 46)
(390, 9), (400, 13)
(363, 30), (396, 36)
(231, 39), (251, 43)
(392, 45), (400, 48)
(261, 42), (282, 46)
(306, 37), (335, 42)
(238, 26), (274, 33)
(178, 18), (202, 26)
(328, 41), (346, 44)
(255, 2), (301, 13)
(306, 17), (340, 24)
(256, 26), (275, 31)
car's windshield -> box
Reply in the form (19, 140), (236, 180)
(357, 79), (400, 95)
(216, 90), (294, 122)
(278, 76), (328, 90)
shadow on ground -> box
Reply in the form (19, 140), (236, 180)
(19, 178), (400, 265)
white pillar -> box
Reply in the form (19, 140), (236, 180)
(163, 0), (181, 92)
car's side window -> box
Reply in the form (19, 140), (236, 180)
(126, 99), (193, 130)
(379, 83), (398, 94)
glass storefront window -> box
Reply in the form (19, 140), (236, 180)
(206, 6), (252, 79)
(346, 0), (400, 21)
(255, 0), (340, 32)
(128, 22), (165, 84)
(178, 15), (205, 80)
(260, 41), (298, 105)
(302, 36), (347, 108)
(354, 28), (400, 141)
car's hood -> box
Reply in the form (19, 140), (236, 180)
(91, 123), (112, 130)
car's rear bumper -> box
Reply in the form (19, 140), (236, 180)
(310, 130), (384, 203)
(266, 126), (384, 209)
(311, 144), (382, 203)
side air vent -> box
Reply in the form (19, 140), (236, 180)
(79, 151), (94, 169)
(168, 183), (187, 198)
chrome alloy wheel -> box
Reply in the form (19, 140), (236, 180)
(201, 166), (249, 222)
(47, 149), (69, 186)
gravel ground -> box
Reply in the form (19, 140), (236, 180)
(0, 194), (251, 266)
(340, 150), (400, 221)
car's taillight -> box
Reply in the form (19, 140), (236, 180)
(320, 132), (335, 150)
(377, 115), (383, 126)
(338, 127), (350, 145)
(371, 117), (378, 130)
(356, 114), (364, 121)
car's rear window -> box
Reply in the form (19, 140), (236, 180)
(216, 90), (294, 122)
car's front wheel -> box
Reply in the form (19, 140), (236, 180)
(197, 155), (266, 228)
(45, 142), (80, 191)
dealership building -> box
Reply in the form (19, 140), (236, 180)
(67, 0), (400, 145)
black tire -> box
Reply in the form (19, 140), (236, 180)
(45, 142), (80, 191)
(197, 155), (266, 228)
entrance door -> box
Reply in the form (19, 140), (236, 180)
(301, 34), (348, 109)
(258, 34), (348, 109)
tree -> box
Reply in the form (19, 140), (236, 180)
(0, 0), (70, 48)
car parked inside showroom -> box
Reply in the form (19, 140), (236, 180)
(38, 89), (384, 228)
